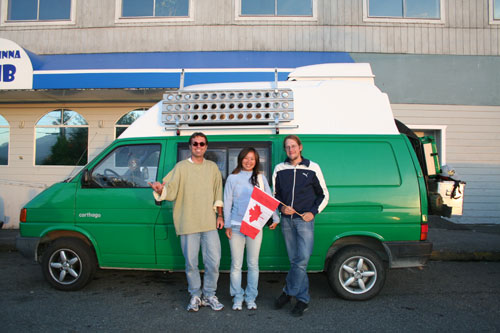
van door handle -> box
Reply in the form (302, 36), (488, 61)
(155, 200), (162, 206)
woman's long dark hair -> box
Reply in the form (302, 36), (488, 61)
(231, 147), (261, 186)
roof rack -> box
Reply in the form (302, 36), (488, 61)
(162, 88), (294, 135)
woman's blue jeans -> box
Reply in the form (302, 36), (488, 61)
(228, 226), (263, 303)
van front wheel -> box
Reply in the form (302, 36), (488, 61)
(327, 246), (385, 301)
(41, 238), (96, 291)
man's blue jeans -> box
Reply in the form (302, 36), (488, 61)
(180, 230), (221, 298)
(281, 216), (314, 304)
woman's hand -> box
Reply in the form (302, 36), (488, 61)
(269, 222), (278, 230)
(225, 228), (232, 239)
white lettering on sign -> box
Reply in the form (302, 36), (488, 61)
(0, 38), (33, 89)
(79, 212), (102, 219)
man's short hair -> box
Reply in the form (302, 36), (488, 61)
(189, 132), (208, 145)
(283, 134), (302, 149)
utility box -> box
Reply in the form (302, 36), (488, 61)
(438, 181), (466, 215)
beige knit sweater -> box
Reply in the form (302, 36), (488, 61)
(153, 158), (223, 235)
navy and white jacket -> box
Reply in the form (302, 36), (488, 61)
(272, 157), (329, 218)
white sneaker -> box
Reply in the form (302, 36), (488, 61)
(201, 295), (224, 311)
(186, 295), (202, 312)
(232, 301), (243, 311)
(246, 300), (257, 310)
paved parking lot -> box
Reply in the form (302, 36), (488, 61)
(2, 252), (500, 332)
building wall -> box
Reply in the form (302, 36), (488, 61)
(0, 0), (499, 55)
(351, 53), (500, 106)
(0, 102), (154, 228)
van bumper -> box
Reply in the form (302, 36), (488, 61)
(16, 236), (40, 261)
(384, 241), (433, 268)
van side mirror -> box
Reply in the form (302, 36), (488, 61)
(82, 169), (91, 185)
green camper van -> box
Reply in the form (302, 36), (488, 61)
(16, 64), (464, 300)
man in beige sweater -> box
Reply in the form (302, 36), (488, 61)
(149, 132), (224, 312)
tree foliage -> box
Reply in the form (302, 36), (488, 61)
(43, 128), (88, 166)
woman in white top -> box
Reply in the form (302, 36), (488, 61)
(224, 147), (279, 311)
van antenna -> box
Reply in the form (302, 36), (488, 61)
(274, 68), (278, 92)
(64, 131), (98, 181)
(179, 69), (185, 91)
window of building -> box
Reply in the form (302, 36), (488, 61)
(409, 125), (446, 166)
(122, 0), (188, 17)
(4, 0), (74, 23)
(115, 108), (147, 139)
(0, 115), (9, 165)
(116, 0), (192, 22)
(363, 0), (444, 23)
(490, 0), (500, 24)
(241, 0), (312, 16)
(35, 109), (88, 166)
(236, 0), (316, 21)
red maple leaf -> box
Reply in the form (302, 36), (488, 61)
(249, 204), (262, 223)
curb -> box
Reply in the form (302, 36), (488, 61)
(0, 230), (18, 253)
(0, 244), (17, 253)
(431, 250), (500, 261)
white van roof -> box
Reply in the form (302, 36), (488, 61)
(288, 63), (375, 82)
(120, 63), (399, 139)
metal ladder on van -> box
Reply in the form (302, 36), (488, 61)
(161, 88), (296, 135)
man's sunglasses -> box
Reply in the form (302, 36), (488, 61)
(191, 142), (206, 147)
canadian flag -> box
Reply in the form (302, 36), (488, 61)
(240, 186), (280, 239)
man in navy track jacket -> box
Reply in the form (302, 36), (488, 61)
(272, 134), (329, 317)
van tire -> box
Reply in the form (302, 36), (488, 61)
(41, 238), (96, 291)
(327, 246), (386, 301)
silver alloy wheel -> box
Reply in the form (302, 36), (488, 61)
(338, 255), (377, 294)
(48, 248), (82, 285)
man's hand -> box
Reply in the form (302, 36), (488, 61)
(148, 181), (165, 195)
(217, 216), (224, 229)
(225, 228), (232, 239)
(281, 205), (296, 216)
(302, 212), (314, 222)
(269, 222), (278, 230)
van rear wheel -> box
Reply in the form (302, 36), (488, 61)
(41, 238), (96, 291)
(327, 246), (385, 301)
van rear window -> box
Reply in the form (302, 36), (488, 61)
(177, 141), (272, 182)
(305, 141), (401, 186)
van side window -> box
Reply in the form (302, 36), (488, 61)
(86, 144), (161, 188)
(177, 142), (272, 182)
(305, 140), (401, 186)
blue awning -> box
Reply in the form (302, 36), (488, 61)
(30, 51), (354, 89)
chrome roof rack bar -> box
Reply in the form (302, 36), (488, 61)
(165, 124), (299, 136)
